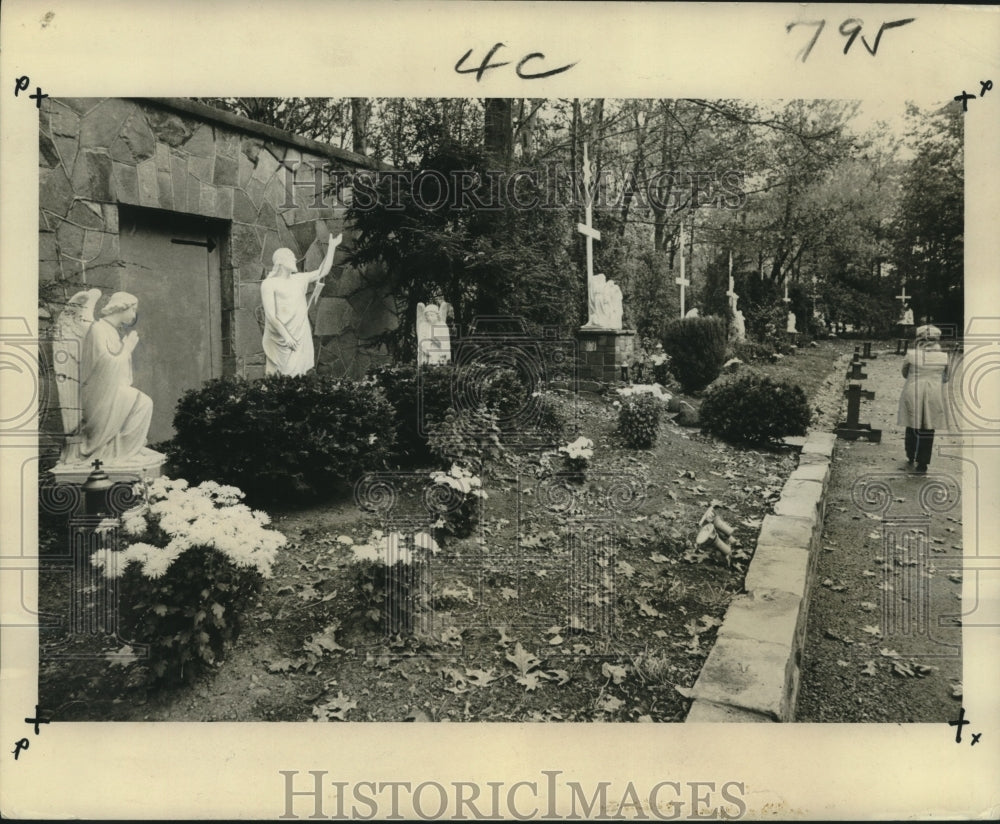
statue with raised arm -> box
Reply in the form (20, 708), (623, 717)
(260, 233), (340, 377)
(416, 301), (452, 366)
(78, 292), (153, 462)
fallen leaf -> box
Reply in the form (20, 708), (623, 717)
(952, 683), (963, 699)
(106, 645), (137, 667)
(879, 648), (901, 659)
(674, 685), (694, 698)
(440, 626), (464, 647)
(650, 553), (670, 563)
(303, 622), (344, 656)
(312, 692), (357, 721)
(505, 642), (541, 677)
(636, 597), (664, 618)
(596, 694), (624, 713)
(859, 602), (877, 612)
(464, 668), (496, 688)
(892, 660), (915, 677)
(601, 663), (628, 685)
(861, 660), (878, 676)
(548, 669), (571, 686)
(548, 634), (564, 646)
(516, 672), (547, 691)
(860, 625), (881, 636)
(616, 561), (636, 579)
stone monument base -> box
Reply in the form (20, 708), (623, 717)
(49, 447), (166, 486)
(577, 327), (636, 384)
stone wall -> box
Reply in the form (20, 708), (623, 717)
(38, 97), (397, 385)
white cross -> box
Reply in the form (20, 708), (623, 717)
(726, 252), (736, 307)
(675, 222), (689, 317)
(783, 278), (791, 304)
(896, 283), (909, 305)
(576, 142), (601, 284)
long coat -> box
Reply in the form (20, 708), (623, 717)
(897, 344), (949, 430)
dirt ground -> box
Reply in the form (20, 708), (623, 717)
(38, 342), (852, 723)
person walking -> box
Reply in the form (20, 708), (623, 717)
(897, 324), (949, 473)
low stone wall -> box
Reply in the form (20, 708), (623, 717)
(685, 431), (836, 722)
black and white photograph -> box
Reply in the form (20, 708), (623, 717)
(2, 1), (998, 820)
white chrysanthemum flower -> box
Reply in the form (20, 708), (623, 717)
(352, 543), (379, 563)
(91, 549), (125, 579)
(413, 531), (440, 554)
(336, 535), (354, 545)
(121, 512), (147, 536)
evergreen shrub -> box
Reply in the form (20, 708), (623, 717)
(662, 316), (728, 392)
(700, 372), (810, 444)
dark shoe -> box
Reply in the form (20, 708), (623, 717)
(915, 464), (928, 474)
(906, 457), (914, 466)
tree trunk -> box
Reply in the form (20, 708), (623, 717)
(350, 98), (370, 155)
(484, 99), (513, 166)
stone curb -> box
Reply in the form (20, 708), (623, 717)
(685, 430), (834, 722)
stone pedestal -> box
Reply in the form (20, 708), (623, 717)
(577, 327), (636, 384)
(49, 447), (166, 485)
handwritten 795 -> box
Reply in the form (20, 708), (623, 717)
(787, 18), (916, 63)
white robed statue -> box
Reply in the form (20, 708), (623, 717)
(261, 234), (340, 376)
(49, 290), (165, 482)
(787, 311), (797, 334)
(730, 292), (746, 341)
(51, 291), (154, 463)
(416, 301), (452, 365)
(585, 272), (624, 330)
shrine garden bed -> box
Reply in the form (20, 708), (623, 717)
(37, 340), (853, 722)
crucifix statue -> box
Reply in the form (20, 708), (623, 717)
(896, 282), (913, 326)
(578, 142), (623, 330)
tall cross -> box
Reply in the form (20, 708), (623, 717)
(576, 142), (601, 284)
(675, 222), (689, 317)
(896, 283), (909, 306)
(726, 252), (736, 309)
(783, 277), (791, 304)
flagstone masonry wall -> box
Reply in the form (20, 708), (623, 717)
(38, 97), (397, 383)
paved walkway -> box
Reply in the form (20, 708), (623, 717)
(797, 345), (963, 722)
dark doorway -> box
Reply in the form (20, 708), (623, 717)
(117, 206), (227, 443)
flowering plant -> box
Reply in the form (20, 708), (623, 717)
(558, 436), (594, 477)
(344, 529), (440, 636)
(92, 476), (286, 684)
(428, 464), (487, 539)
(616, 384), (673, 403)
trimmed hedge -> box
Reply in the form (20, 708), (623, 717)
(699, 372), (810, 444)
(167, 373), (396, 504)
(662, 316), (728, 392)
